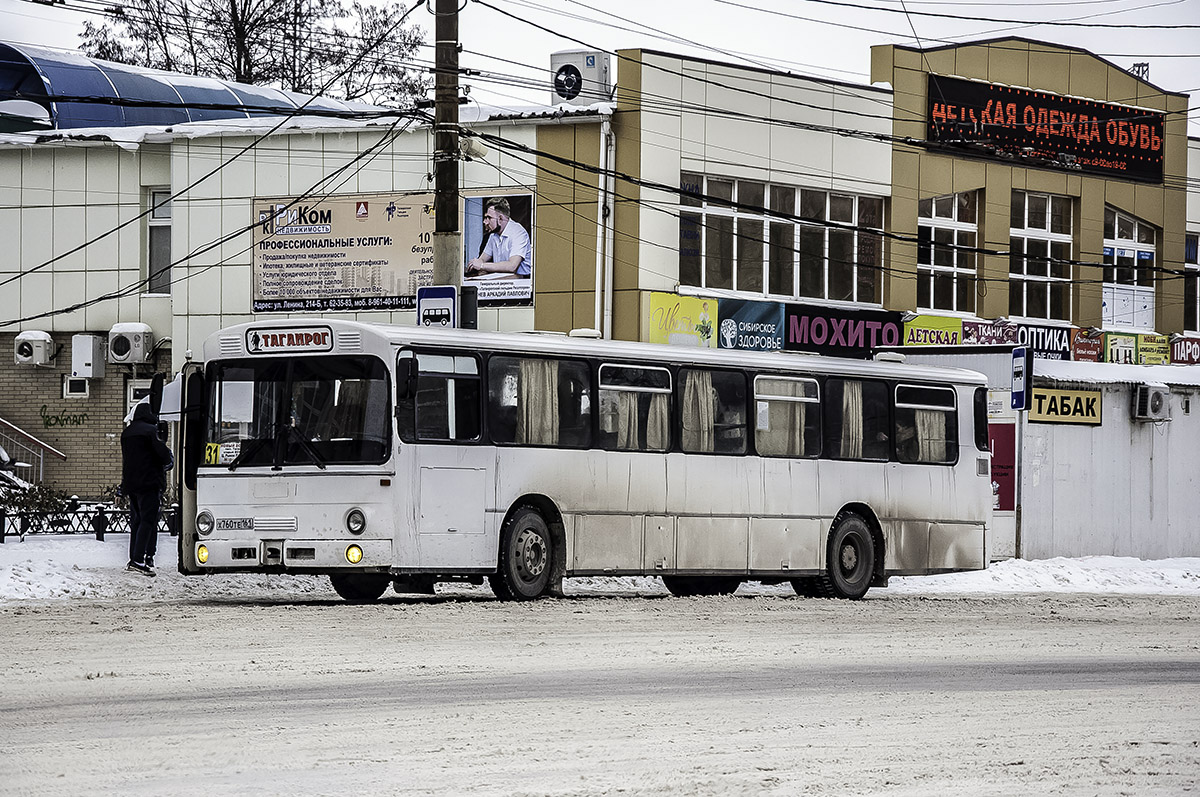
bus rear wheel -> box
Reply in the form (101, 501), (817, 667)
(329, 573), (390, 603)
(661, 576), (741, 597)
(818, 512), (876, 600)
(490, 507), (553, 601)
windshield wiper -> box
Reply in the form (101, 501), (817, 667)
(227, 436), (272, 471)
(285, 425), (327, 470)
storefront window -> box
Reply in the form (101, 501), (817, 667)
(1102, 207), (1157, 329)
(1009, 191), (1072, 322)
(1185, 233), (1198, 333)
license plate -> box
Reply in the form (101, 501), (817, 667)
(216, 517), (254, 531)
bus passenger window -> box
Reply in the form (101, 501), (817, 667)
(894, 385), (957, 464)
(753, 376), (819, 458)
(824, 379), (889, 460)
(598, 365), (671, 452)
(680, 369), (747, 455)
(487, 356), (591, 448)
(398, 352), (481, 443)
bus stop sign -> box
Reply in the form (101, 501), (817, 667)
(1011, 346), (1032, 410)
(417, 285), (457, 328)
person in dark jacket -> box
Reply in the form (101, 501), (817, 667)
(121, 401), (173, 576)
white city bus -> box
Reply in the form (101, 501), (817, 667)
(176, 318), (992, 601)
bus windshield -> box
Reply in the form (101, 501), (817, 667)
(203, 356), (390, 468)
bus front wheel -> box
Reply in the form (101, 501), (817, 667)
(329, 573), (390, 603)
(819, 512), (875, 600)
(490, 507), (553, 600)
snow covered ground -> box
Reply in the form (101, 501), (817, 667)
(2, 532), (1198, 603)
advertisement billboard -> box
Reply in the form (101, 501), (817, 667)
(252, 194), (435, 312)
(926, 74), (1165, 183)
(463, 193), (535, 307)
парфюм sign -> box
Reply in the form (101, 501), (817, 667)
(926, 74), (1164, 183)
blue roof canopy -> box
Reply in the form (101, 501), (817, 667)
(0, 41), (379, 131)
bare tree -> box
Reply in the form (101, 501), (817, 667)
(81, 0), (426, 106)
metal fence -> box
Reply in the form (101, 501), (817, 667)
(0, 506), (178, 541)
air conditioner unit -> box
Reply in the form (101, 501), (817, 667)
(1131, 383), (1171, 422)
(108, 323), (154, 364)
(550, 50), (612, 106)
(14, 330), (52, 366)
(72, 334), (105, 379)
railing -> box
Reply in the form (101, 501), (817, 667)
(0, 417), (68, 486)
(0, 505), (178, 542)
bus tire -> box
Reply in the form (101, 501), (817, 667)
(818, 512), (875, 600)
(490, 507), (552, 601)
(329, 573), (390, 603)
(661, 576), (740, 597)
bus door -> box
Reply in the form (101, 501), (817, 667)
(397, 350), (494, 569)
(174, 362), (206, 573)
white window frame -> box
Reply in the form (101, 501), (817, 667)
(1009, 190), (1073, 322)
(917, 192), (978, 314)
(678, 173), (885, 305)
(146, 188), (172, 295)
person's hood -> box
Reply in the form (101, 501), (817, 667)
(131, 401), (158, 424)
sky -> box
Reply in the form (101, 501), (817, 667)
(1, 0), (1197, 135)
(2, 530), (1199, 601)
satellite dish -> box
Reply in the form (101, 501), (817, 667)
(553, 64), (583, 101)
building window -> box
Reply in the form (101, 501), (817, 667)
(1102, 207), (1156, 329)
(1009, 191), (1072, 321)
(678, 172), (883, 303)
(147, 189), (172, 294)
(1185, 233), (1198, 333)
(917, 192), (977, 313)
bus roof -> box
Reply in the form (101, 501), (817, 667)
(203, 318), (988, 386)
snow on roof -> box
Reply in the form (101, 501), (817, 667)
(0, 100), (611, 150)
(1034, 359), (1200, 388)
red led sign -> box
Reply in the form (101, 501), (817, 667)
(925, 75), (1164, 183)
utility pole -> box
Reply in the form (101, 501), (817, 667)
(432, 0), (461, 288)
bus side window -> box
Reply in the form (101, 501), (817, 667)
(973, 387), (989, 452)
(679, 368), (747, 455)
(824, 378), (889, 460)
(398, 351), (481, 443)
(894, 384), (957, 464)
(753, 375), (819, 458)
(598, 364), (672, 452)
(487, 356), (592, 448)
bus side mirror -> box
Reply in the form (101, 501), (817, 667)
(396, 357), (418, 400)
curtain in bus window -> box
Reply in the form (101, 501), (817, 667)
(916, 408), (948, 462)
(516, 359), (559, 446)
(615, 391), (639, 449)
(758, 399), (806, 457)
(840, 380), (863, 459)
(681, 370), (715, 452)
(646, 393), (669, 451)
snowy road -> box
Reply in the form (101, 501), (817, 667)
(2, 579), (1199, 795)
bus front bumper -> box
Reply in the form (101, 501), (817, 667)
(194, 538), (392, 570)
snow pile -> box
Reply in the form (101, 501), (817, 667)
(1, 533), (1199, 604)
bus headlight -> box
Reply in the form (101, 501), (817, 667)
(196, 510), (214, 536)
(345, 508), (367, 535)
(196, 544), (209, 564)
(345, 544), (363, 564)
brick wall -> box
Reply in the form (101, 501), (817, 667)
(0, 332), (172, 499)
